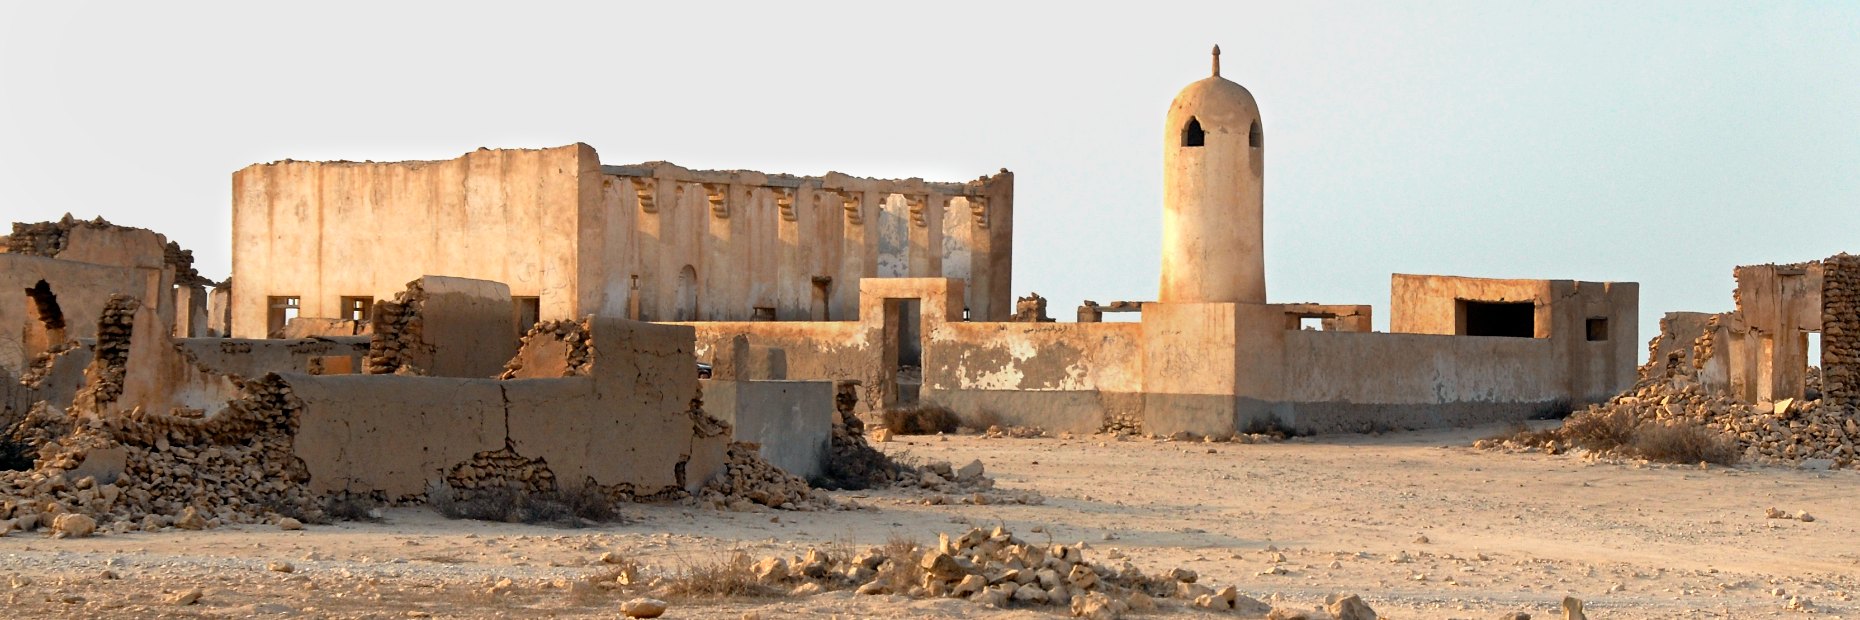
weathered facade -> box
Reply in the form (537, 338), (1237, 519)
(230, 145), (1013, 338)
(673, 50), (1639, 436)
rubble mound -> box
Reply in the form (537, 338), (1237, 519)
(0, 372), (325, 533)
(604, 525), (1362, 619)
(893, 458), (1044, 506)
(699, 441), (829, 511)
(1479, 373), (1856, 468)
(815, 381), (902, 490)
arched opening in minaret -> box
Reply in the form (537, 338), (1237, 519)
(1248, 120), (1262, 149)
(1181, 117), (1205, 147)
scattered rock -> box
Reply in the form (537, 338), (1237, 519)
(1327, 593), (1378, 620)
(267, 561), (294, 573)
(1562, 596), (1587, 620)
(168, 587), (203, 606)
(51, 513), (96, 539)
(620, 597), (668, 618)
(277, 517), (303, 531)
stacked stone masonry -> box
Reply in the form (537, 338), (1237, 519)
(1823, 254), (1859, 409)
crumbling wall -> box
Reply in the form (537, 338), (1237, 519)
(362, 276), (519, 377)
(1824, 253), (1860, 410)
(363, 280), (428, 374)
(499, 318), (593, 379)
(177, 337), (370, 379)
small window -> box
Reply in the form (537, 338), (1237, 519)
(266, 296), (300, 338)
(1586, 317), (1609, 342)
(1248, 120), (1262, 148)
(513, 296), (541, 331)
(339, 296), (373, 322)
(1182, 117), (1205, 147)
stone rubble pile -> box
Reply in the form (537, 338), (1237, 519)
(816, 380), (903, 490)
(498, 318), (594, 379)
(648, 525), (1376, 620)
(892, 458), (1044, 506)
(1478, 372), (1857, 468)
(362, 280), (428, 375)
(699, 441), (831, 511)
(1, 372), (325, 534)
(1098, 413), (1144, 435)
(16, 342), (79, 391)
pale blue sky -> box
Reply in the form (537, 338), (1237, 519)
(2, 2), (1855, 351)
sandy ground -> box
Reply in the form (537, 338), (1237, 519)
(0, 423), (1855, 619)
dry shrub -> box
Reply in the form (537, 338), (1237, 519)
(959, 408), (1003, 433)
(323, 495), (383, 523)
(881, 402), (961, 435)
(1630, 420), (1740, 465)
(427, 483), (623, 527)
(872, 535), (925, 594)
(1561, 407), (1640, 453)
(1487, 420), (1561, 447)
(660, 551), (782, 598)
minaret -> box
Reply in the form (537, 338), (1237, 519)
(1159, 45), (1265, 304)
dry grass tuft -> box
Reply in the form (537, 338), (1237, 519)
(1630, 419), (1740, 465)
(427, 484), (624, 527)
(1496, 408), (1739, 466)
(958, 408), (1004, 434)
(882, 401), (961, 435)
(1561, 407), (1641, 453)
(323, 495), (383, 523)
(872, 535), (925, 594)
(659, 551), (783, 598)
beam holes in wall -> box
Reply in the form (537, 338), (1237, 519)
(1182, 117), (1205, 147)
(1457, 300), (1534, 338)
(1586, 317), (1609, 342)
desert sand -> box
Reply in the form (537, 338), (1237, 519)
(0, 423), (1853, 619)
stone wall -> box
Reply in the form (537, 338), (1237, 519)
(1823, 254), (1860, 409)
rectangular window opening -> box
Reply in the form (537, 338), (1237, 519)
(1586, 317), (1609, 342)
(339, 296), (373, 322)
(1456, 300), (1535, 338)
(266, 296), (300, 338)
(1299, 317), (1325, 331)
(513, 296), (541, 331)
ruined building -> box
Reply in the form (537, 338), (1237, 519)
(229, 145), (1014, 338)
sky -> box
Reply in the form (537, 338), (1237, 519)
(1, 1), (1856, 353)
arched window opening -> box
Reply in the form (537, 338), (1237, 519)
(1248, 120), (1263, 149)
(1181, 117), (1205, 147)
(675, 265), (699, 321)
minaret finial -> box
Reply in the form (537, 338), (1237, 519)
(1212, 45), (1221, 77)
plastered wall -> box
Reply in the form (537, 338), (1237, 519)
(231, 145), (592, 338)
